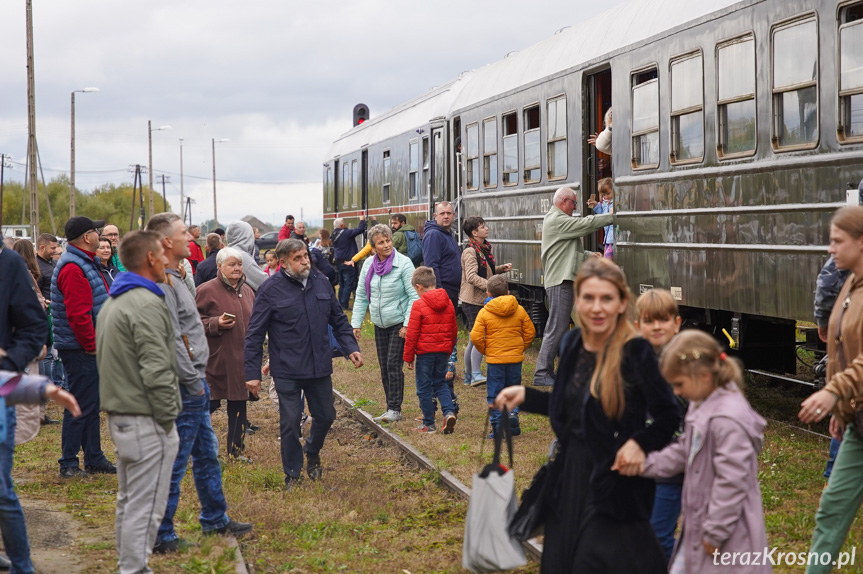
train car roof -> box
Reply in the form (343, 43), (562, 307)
(326, 72), (475, 159)
(450, 0), (749, 112)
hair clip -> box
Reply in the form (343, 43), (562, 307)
(678, 350), (701, 361)
(719, 352), (728, 361)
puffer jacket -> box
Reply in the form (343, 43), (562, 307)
(226, 221), (268, 292)
(351, 251), (418, 329)
(50, 244), (110, 351)
(824, 273), (863, 425)
(470, 295), (535, 364)
(403, 288), (458, 362)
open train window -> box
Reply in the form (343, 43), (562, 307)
(483, 117), (498, 188)
(466, 123), (479, 190)
(772, 16), (819, 149)
(523, 105), (541, 182)
(409, 140), (419, 199)
(351, 160), (358, 208)
(342, 163), (349, 209)
(327, 167), (334, 211)
(717, 35), (757, 157)
(631, 67), (659, 169)
(670, 52), (704, 163)
(547, 96), (567, 180)
(422, 137), (430, 198)
(382, 150), (391, 204)
(839, 3), (863, 141)
(502, 112), (518, 186)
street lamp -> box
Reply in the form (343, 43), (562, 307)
(148, 121), (172, 219)
(211, 138), (229, 225)
(70, 87), (99, 217)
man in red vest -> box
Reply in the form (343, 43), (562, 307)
(187, 225), (205, 273)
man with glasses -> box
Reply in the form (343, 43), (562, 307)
(52, 216), (116, 478)
(102, 224), (125, 272)
(533, 187), (613, 387)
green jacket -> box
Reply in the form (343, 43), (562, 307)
(96, 286), (181, 432)
(110, 251), (126, 273)
(391, 224), (416, 255)
(540, 206), (613, 288)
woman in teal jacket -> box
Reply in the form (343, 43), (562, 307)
(351, 224), (418, 423)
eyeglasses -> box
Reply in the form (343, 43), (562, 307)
(104, 232), (120, 238)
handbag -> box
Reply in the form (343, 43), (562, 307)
(462, 408), (527, 573)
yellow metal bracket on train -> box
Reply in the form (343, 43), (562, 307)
(721, 328), (736, 349)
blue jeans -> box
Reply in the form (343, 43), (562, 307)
(650, 481), (683, 563)
(337, 263), (357, 309)
(0, 407), (34, 573)
(157, 382), (229, 544)
(38, 346), (54, 383)
(274, 376), (336, 480)
(824, 437), (842, 479)
(58, 349), (109, 470)
(486, 362), (521, 426)
(415, 353), (456, 427)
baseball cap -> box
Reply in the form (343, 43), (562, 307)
(64, 216), (105, 241)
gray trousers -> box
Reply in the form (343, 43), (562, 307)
(109, 415), (179, 574)
(534, 281), (574, 383)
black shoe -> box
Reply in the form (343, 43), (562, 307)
(533, 377), (555, 388)
(248, 423), (260, 432)
(0, 553), (11, 569)
(209, 519), (253, 537)
(245, 426), (257, 436)
(153, 538), (194, 554)
(306, 454), (322, 481)
(284, 476), (301, 490)
(59, 467), (87, 479)
(509, 413), (522, 437)
(85, 462), (117, 474)
(41, 415), (60, 425)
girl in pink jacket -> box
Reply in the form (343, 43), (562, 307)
(640, 330), (770, 574)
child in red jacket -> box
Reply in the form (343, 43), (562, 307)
(403, 267), (458, 434)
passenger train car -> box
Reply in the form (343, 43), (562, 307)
(323, 0), (863, 376)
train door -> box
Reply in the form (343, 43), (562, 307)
(431, 127), (445, 203)
(361, 148), (369, 217)
(333, 159), (340, 214)
(583, 68), (612, 253)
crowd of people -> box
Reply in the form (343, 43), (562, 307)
(2, 180), (863, 573)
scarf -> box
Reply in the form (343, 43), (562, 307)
(469, 239), (496, 278)
(365, 249), (396, 301)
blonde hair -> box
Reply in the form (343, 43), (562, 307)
(575, 258), (637, 420)
(412, 266), (436, 288)
(597, 177), (613, 196)
(635, 289), (679, 323)
(660, 330), (742, 390)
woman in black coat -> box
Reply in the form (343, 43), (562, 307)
(495, 258), (680, 573)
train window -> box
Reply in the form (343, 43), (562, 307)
(502, 112), (518, 186)
(631, 69), (659, 168)
(342, 163), (349, 209)
(351, 160), (358, 208)
(772, 17), (819, 149)
(325, 167), (333, 211)
(717, 35), (756, 156)
(422, 137), (430, 198)
(842, 3), (863, 24)
(839, 15), (863, 140)
(466, 123), (479, 190)
(483, 118), (498, 188)
(524, 105), (541, 182)
(409, 140), (419, 199)
(670, 53), (704, 163)
(547, 96), (567, 180)
(382, 150), (391, 204)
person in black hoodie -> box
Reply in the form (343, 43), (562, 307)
(494, 258), (679, 574)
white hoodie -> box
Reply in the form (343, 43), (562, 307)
(225, 221), (268, 291)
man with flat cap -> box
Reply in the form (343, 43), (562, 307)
(51, 216), (116, 478)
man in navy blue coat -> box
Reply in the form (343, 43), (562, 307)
(244, 239), (362, 488)
(421, 201), (462, 310)
(331, 214), (367, 309)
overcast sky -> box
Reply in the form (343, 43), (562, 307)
(0, 0), (626, 227)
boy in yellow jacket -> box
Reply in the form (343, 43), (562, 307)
(470, 274), (535, 437)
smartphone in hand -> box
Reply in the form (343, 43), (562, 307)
(222, 313), (236, 321)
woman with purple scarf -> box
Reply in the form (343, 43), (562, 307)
(351, 224), (419, 423)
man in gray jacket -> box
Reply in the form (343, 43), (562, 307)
(97, 230), (180, 574)
(226, 220), (267, 291)
(145, 213), (251, 554)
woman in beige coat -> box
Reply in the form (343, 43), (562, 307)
(196, 247), (255, 459)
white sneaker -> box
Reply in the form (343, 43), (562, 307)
(375, 410), (402, 423)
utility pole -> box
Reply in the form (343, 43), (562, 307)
(25, 0), (39, 238)
(129, 164), (146, 230)
(70, 87), (99, 218)
(211, 138), (229, 225)
(157, 174), (171, 209)
(148, 121), (171, 220)
(0, 154), (12, 237)
(179, 138), (184, 221)
(184, 197), (194, 227)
